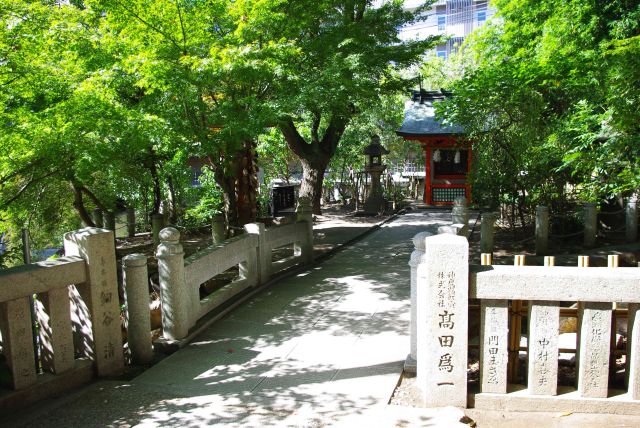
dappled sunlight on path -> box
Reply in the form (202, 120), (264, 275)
(7, 210), (453, 427)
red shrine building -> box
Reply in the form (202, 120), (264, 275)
(396, 90), (472, 206)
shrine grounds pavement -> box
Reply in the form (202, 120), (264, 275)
(4, 207), (637, 427)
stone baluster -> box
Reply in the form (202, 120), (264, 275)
(211, 215), (226, 244)
(296, 197), (314, 264)
(0, 298), (37, 389)
(123, 254), (153, 364)
(244, 223), (267, 286)
(451, 196), (469, 235)
(156, 227), (190, 341)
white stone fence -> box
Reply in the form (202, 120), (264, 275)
(479, 198), (639, 255)
(123, 202), (314, 354)
(0, 229), (123, 402)
(410, 231), (640, 415)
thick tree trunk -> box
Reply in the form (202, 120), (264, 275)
(299, 157), (330, 215)
(279, 114), (350, 216)
(210, 140), (259, 233)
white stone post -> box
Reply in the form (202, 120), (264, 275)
(64, 228), (124, 377)
(417, 234), (469, 408)
(626, 197), (638, 243)
(296, 197), (314, 264)
(583, 202), (597, 248)
(452, 196), (469, 235)
(239, 224), (259, 287)
(156, 227), (190, 341)
(406, 231), (431, 374)
(244, 223), (269, 285)
(535, 205), (549, 256)
(123, 254), (153, 364)
(480, 213), (496, 255)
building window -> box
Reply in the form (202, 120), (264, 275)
(437, 15), (446, 31)
(433, 149), (468, 177)
(436, 51), (447, 59)
(477, 10), (486, 25)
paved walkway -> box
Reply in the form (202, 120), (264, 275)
(7, 209), (469, 427)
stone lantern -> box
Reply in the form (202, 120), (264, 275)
(363, 135), (390, 215)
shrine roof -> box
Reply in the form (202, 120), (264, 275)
(396, 90), (465, 137)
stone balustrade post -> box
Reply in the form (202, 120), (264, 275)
(296, 197), (314, 264)
(416, 233), (469, 407)
(535, 205), (549, 255)
(438, 224), (464, 236)
(452, 196), (469, 235)
(583, 202), (597, 248)
(122, 254), (153, 364)
(480, 213), (496, 254)
(626, 197), (638, 243)
(156, 227), (190, 341)
(152, 214), (165, 246)
(126, 207), (136, 238)
(406, 231), (431, 374)
(211, 215), (226, 244)
(244, 223), (269, 285)
(92, 208), (103, 228)
(64, 228), (124, 377)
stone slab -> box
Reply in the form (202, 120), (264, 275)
(480, 300), (509, 393)
(527, 301), (560, 396)
(577, 302), (612, 398)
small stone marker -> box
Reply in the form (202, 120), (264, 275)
(0, 297), (37, 389)
(480, 300), (509, 393)
(417, 233), (468, 407)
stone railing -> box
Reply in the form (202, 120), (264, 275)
(124, 202), (314, 350)
(479, 197), (639, 255)
(409, 232), (640, 415)
(0, 228), (123, 408)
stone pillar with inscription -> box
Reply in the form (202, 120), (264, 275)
(416, 233), (469, 407)
(406, 231), (431, 373)
(64, 228), (124, 377)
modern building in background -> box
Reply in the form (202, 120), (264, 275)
(400, 0), (496, 59)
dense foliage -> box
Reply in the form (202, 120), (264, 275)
(438, 0), (640, 218)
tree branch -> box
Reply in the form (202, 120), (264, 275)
(279, 118), (313, 159)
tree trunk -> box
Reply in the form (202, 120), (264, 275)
(299, 157), (330, 215)
(279, 114), (350, 216)
(71, 182), (95, 227)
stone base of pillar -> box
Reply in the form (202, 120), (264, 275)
(404, 354), (417, 374)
